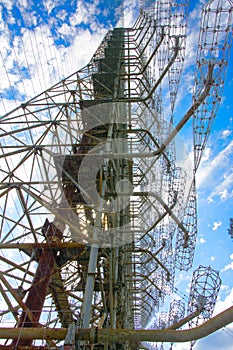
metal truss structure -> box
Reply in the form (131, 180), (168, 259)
(0, 1), (232, 349)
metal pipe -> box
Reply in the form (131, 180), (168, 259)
(154, 64), (214, 156)
(167, 310), (201, 330)
(80, 244), (99, 328)
(119, 128), (171, 166)
(79, 178), (107, 328)
(0, 306), (232, 343)
(80, 306), (233, 343)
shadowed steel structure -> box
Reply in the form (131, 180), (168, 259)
(0, 1), (232, 349)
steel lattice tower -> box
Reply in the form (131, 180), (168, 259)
(0, 1), (233, 349)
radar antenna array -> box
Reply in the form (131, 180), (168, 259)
(0, 1), (232, 349)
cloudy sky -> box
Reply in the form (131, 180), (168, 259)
(0, 0), (232, 349)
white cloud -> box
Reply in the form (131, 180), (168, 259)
(210, 256), (215, 261)
(212, 221), (222, 231)
(0, 0), (13, 10)
(201, 147), (211, 162)
(208, 173), (233, 201)
(221, 253), (233, 272)
(121, 0), (139, 28)
(221, 254), (233, 272)
(70, 1), (100, 27)
(219, 189), (230, 200)
(1, 16), (67, 108)
(196, 140), (233, 188)
(173, 343), (190, 350)
(213, 287), (233, 315)
(221, 285), (230, 292)
(71, 26), (109, 69)
(168, 7), (201, 115)
(221, 262), (233, 273)
(199, 237), (206, 244)
(222, 129), (231, 138)
(57, 23), (73, 38)
(18, 0), (28, 8)
(1, 1), (117, 115)
(43, 0), (61, 15)
(189, 289), (233, 350)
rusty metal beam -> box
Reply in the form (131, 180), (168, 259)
(0, 273), (35, 323)
(0, 242), (84, 249)
(11, 248), (56, 347)
(0, 282), (19, 322)
(11, 221), (63, 347)
(0, 347), (54, 350)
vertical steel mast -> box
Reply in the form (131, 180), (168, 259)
(0, 1), (232, 349)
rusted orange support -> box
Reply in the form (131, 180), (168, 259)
(11, 220), (62, 347)
(1, 347), (55, 350)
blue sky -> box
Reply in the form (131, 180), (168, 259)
(0, 0), (232, 349)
